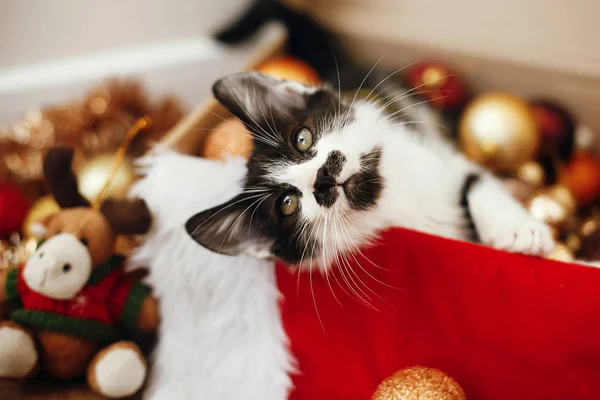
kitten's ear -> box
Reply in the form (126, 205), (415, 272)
(212, 72), (315, 126)
(185, 193), (273, 258)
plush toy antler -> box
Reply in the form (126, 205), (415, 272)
(43, 147), (89, 208)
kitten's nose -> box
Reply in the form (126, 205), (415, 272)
(314, 166), (336, 193)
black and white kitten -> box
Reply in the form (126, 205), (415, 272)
(185, 72), (554, 268)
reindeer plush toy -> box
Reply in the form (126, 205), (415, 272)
(0, 146), (159, 399)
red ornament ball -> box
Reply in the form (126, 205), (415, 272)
(560, 152), (600, 206)
(531, 100), (575, 160)
(0, 180), (31, 238)
(407, 61), (468, 109)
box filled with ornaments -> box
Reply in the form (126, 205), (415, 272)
(3, 7), (600, 400)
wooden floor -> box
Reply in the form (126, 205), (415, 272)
(0, 378), (144, 399)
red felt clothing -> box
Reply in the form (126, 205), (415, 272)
(276, 228), (600, 400)
(14, 263), (133, 325)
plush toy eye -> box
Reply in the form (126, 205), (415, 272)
(280, 194), (299, 216)
(80, 237), (88, 246)
(294, 128), (313, 152)
(62, 264), (71, 273)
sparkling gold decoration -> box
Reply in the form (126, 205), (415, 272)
(527, 185), (577, 229)
(459, 92), (539, 172)
(548, 242), (575, 263)
(581, 217), (599, 238)
(565, 232), (582, 254)
(0, 79), (184, 192)
(372, 366), (466, 400)
(422, 66), (448, 89)
(22, 195), (60, 240)
(0, 233), (38, 270)
(90, 116), (151, 209)
(76, 154), (135, 203)
(517, 161), (545, 188)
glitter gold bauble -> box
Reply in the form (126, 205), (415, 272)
(76, 154), (135, 202)
(459, 93), (539, 172)
(22, 195), (60, 240)
(527, 185), (577, 229)
(548, 242), (574, 263)
(202, 119), (254, 161)
(372, 366), (466, 400)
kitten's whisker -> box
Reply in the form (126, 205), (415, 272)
(385, 96), (449, 121)
(219, 194), (270, 250)
(223, 78), (279, 147)
(391, 120), (449, 132)
(375, 75), (454, 114)
(332, 213), (377, 310)
(309, 214), (326, 333)
(364, 60), (423, 103)
(252, 81), (284, 145)
(339, 212), (401, 292)
(340, 210), (394, 272)
(188, 192), (267, 236)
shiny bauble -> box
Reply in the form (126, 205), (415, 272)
(0, 181), (31, 238)
(527, 185), (577, 230)
(372, 366), (466, 400)
(202, 119), (254, 161)
(459, 93), (539, 172)
(530, 100), (575, 161)
(257, 56), (320, 86)
(559, 152), (600, 206)
(578, 217), (600, 260)
(407, 61), (468, 109)
(575, 125), (600, 154)
(22, 195), (60, 240)
(76, 154), (135, 202)
(548, 242), (575, 263)
(517, 161), (545, 189)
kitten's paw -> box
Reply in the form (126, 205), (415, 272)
(485, 218), (555, 257)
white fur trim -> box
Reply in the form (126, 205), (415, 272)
(0, 325), (38, 378)
(23, 233), (92, 299)
(129, 151), (294, 400)
(93, 347), (146, 398)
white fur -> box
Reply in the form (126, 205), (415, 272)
(23, 233), (92, 299)
(129, 150), (293, 400)
(92, 347), (147, 398)
(0, 325), (38, 378)
(269, 101), (555, 268)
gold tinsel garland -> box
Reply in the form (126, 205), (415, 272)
(0, 79), (186, 268)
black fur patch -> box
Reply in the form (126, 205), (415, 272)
(345, 148), (384, 211)
(459, 173), (481, 242)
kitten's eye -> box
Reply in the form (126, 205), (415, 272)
(294, 128), (313, 152)
(280, 194), (299, 216)
(80, 237), (88, 246)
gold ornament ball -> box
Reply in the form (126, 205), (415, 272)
(202, 118), (254, 161)
(548, 242), (574, 263)
(527, 185), (577, 229)
(76, 154), (135, 202)
(372, 366), (466, 400)
(22, 195), (60, 239)
(459, 92), (539, 172)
